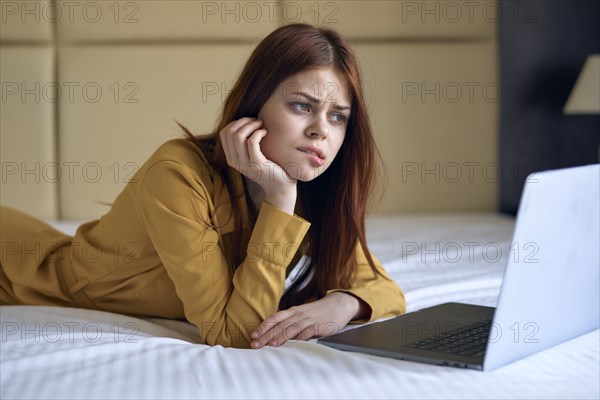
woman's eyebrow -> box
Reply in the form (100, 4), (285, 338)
(291, 91), (351, 111)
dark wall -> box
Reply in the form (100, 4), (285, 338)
(499, 0), (600, 215)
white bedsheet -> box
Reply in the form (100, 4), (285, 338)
(1, 213), (598, 399)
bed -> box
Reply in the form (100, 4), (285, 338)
(1, 212), (598, 399)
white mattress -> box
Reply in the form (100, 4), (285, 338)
(1, 213), (599, 399)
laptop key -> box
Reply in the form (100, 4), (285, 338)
(404, 317), (493, 357)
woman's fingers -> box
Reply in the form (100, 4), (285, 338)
(295, 325), (320, 341)
(220, 118), (263, 169)
(251, 318), (307, 348)
(219, 118), (248, 163)
(250, 294), (359, 349)
(220, 117), (297, 208)
(271, 320), (316, 345)
(268, 319), (324, 347)
(251, 309), (293, 341)
(246, 128), (268, 164)
(250, 309), (301, 348)
(251, 309), (325, 348)
(226, 117), (256, 133)
(219, 125), (230, 158)
(232, 120), (263, 166)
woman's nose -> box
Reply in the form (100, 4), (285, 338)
(305, 115), (329, 139)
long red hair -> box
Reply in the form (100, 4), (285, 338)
(176, 23), (386, 309)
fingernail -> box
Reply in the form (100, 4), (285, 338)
(251, 341), (259, 348)
(251, 332), (257, 339)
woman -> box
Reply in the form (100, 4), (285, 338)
(0, 23), (405, 348)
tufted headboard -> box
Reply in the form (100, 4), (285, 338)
(1, 0), (499, 220)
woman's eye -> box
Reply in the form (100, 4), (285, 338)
(293, 102), (310, 112)
(331, 113), (348, 124)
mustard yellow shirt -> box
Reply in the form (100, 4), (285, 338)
(13, 138), (406, 348)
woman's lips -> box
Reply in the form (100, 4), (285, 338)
(298, 149), (325, 167)
(297, 146), (325, 159)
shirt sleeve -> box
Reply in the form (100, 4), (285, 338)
(137, 160), (310, 348)
(325, 241), (406, 323)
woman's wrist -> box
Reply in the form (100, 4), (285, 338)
(327, 291), (371, 322)
(263, 189), (297, 215)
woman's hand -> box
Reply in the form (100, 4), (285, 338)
(250, 292), (369, 348)
(220, 117), (297, 214)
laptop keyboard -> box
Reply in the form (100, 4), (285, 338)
(406, 318), (492, 357)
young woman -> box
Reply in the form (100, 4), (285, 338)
(0, 23), (405, 349)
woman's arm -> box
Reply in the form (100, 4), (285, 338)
(249, 242), (405, 348)
(137, 160), (310, 348)
(325, 241), (406, 323)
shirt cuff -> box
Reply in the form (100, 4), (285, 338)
(247, 201), (311, 268)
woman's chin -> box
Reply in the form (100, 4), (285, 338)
(297, 168), (327, 182)
(277, 159), (329, 182)
(297, 175), (316, 183)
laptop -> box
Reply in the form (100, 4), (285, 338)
(318, 164), (600, 371)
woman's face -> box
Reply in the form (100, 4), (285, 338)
(257, 67), (352, 182)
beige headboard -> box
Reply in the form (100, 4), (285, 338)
(1, 0), (498, 220)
